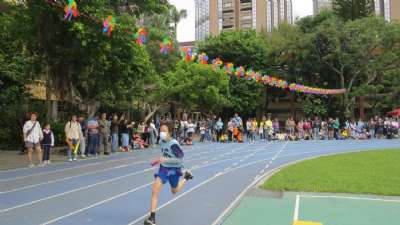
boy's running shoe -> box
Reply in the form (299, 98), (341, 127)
(144, 217), (156, 225)
(184, 170), (193, 180)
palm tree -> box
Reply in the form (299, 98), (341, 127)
(170, 6), (187, 37)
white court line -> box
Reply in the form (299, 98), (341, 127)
(293, 194), (400, 223)
(211, 142), (391, 225)
(293, 195), (300, 221)
(299, 195), (400, 203)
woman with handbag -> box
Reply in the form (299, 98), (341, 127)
(23, 112), (44, 167)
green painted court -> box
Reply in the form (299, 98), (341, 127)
(223, 192), (400, 225)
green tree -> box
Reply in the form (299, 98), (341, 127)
(278, 12), (400, 118)
(332, 0), (375, 20)
(163, 61), (231, 115)
(0, 8), (36, 147)
(197, 30), (271, 117)
(170, 6), (187, 38)
(18, 0), (167, 118)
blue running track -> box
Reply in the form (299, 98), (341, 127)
(1, 140), (399, 225)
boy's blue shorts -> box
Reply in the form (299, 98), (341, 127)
(155, 165), (183, 188)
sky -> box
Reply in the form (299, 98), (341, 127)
(168, 0), (314, 42)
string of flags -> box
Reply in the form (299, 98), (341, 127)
(102, 16), (115, 37)
(46, 0), (346, 95)
(159, 38), (173, 55)
(134, 28), (148, 45)
(63, 0), (78, 21)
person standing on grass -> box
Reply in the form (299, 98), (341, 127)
(144, 124), (193, 225)
(23, 112), (44, 167)
(65, 115), (82, 161)
(41, 123), (54, 164)
(98, 113), (110, 155)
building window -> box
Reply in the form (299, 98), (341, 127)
(241, 15), (252, 20)
(241, 23), (252, 29)
(223, 2), (232, 7)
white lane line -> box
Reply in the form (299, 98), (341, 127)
(293, 195), (300, 221)
(211, 144), (400, 225)
(126, 172), (225, 225)
(1, 148), (242, 194)
(259, 142), (288, 175)
(40, 149), (244, 225)
(40, 182), (153, 225)
(3, 147), (248, 213)
(0, 168), (154, 213)
(0, 143), (217, 182)
(13, 144), (359, 222)
(300, 195), (400, 203)
(211, 153), (302, 225)
(0, 162), (142, 193)
(128, 146), (273, 225)
(0, 156), (144, 183)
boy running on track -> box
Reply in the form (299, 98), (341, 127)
(144, 124), (193, 225)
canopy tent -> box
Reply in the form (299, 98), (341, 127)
(387, 108), (400, 116)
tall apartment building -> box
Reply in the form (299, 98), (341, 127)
(313, 0), (400, 21)
(195, 0), (293, 41)
(313, 0), (332, 15)
(375, 0), (400, 21)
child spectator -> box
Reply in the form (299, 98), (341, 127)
(41, 123), (54, 165)
(133, 132), (149, 149)
(220, 133), (228, 143)
(199, 124), (206, 142)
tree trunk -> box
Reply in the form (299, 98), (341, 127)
(359, 96), (365, 120)
(290, 92), (296, 119)
(143, 105), (160, 123)
(51, 100), (58, 121)
(79, 101), (100, 118)
(170, 102), (176, 120)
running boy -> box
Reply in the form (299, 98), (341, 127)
(144, 124), (193, 225)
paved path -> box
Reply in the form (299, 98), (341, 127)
(1, 140), (399, 225)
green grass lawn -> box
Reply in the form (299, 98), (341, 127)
(263, 149), (400, 196)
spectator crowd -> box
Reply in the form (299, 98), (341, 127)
(21, 111), (400, 167)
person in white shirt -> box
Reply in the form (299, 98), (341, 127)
(23, 112), (44, 167)
(65, 115), (82, 161)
